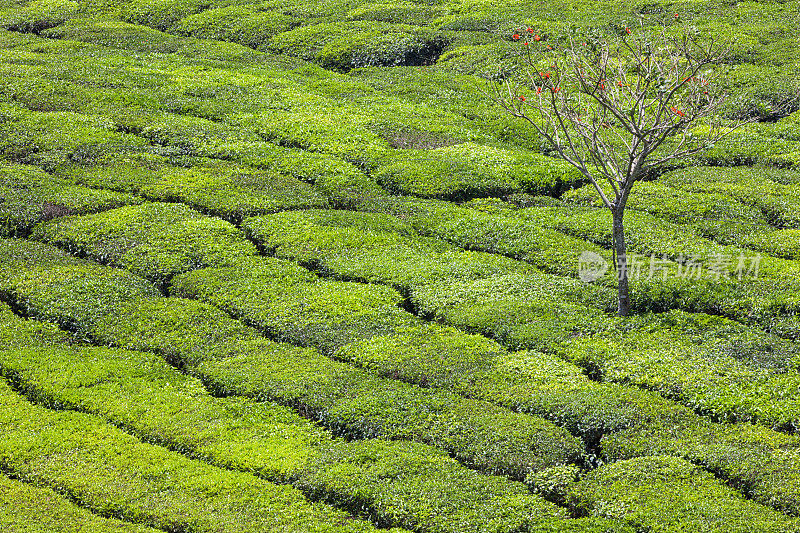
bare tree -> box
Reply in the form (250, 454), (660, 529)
(491, 25), (752, 316)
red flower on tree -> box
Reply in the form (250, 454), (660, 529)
(670, 106), (686, 117)
(625, 27), (631, 34)
(512, 33), (520, 40)
(534, 34), (542, 41)
(519, 95), (526, 101)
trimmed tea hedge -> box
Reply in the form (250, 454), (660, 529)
(558, 311), (800, 430)
(58, 158), (330, 224)
(373, 142), (583, 200)
(0, 301), (76, 348)
(354, 196), (608, 277)
(508, 202), (800, 336)
(603, 421), (800, 516)
(171, 260), (690, 437)
(0, 344), (325, 481)
(0, 329), (574, 533)
(175, 6), (299, 50)
(243, 209), (533, 287)
(0, 379), (393, 533)
(172, 257), (420, 353)
(0, 238), (583, 479)
(569, 456), (800, 532)
(409, 273), (614, 352)
(563, 180), (770, 244)
(0, 472), (161, 533)
(173, 250), (793, 508)
(267, 21), (447, 71)
(241, 210), (617, 349)
(658, 166), (800, 230)
(0, 102), (150, 172)
(0, 0), (87, 34)
(335, 325), (695, 437)
(40, 18), (291, 64)
(29, 202), (258, 286)
(0, 161), (141, 237)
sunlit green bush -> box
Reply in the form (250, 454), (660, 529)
(570, 456), (799, 531)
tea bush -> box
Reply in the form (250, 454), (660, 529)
(172, 258), (419, 353)
(268, 21), (447, 71)
(0, 238), (583, 479)
(41, 18), (282, 63)
(558, 311), (800, 430)
(0, 162), (141, 237)
(30, 202), (258, 286)
(569, 456), (800, 532)
(243, 209), (530, 287)
(0, 379), (391, 533)
(174, 6), (299, 49)
(603, 421), (800, 516)
(0, 472), (161, 533)
(58, 158), (330, 223)
(0, 324), (575, 533)
(374, 142), (583, 200)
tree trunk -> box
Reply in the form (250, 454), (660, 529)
(612, 209), (631, 317)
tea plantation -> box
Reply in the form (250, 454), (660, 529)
(1, 0), (799, 531)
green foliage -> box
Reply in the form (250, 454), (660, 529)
(175, 6), (299, 49)
(508, 201), (800, 336)
(0, 238), (160, 330)
(569, 456), (800, 531)
(0, 238), (583, 479)
(741, 229), (800, 261)
(658, 166), (800, 229)
(354, 195), (607, 277)
(719, 64), (800, 122)
(58, 158), (330, 223)
(0, 301), (76, 348)
(0, 344), (324, 481)
(346, 2), (443, 25)
(603, 421), (800, 516)
(170, 245), (699, 444)
(120, 0), (212, 31)
(30, 202), (257, 285)
(0, 472), (161, 533)
(41, 18), (283, 63)
(0, 103), (150, 171)
(409, 273), (613, 351)
(243, 209), (528, 287)
(0, 0), (83, 33)
(0, 379), (388, 533)
(172, 258), (418, 353)
(0, 319), (579, 533)
(558, 310), (800, 430)
(5, 1), (800, 527)
(299, 439), (567, 531)
(268, 21), (447, 71)
(694, 126), (799, 167)
(0, 161), (141, 237)
(374, 142), (583, 200)
(336, 324), (694, 437)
